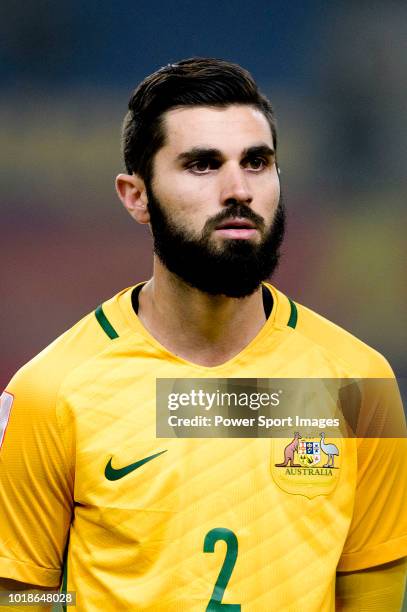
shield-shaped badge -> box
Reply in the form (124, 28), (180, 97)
(298, 440), (321, 467)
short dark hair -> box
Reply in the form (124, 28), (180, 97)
(121, 57), (277, 182)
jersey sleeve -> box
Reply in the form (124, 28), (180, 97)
(0, 361), (74, 587)
(338, 358), (407, 571)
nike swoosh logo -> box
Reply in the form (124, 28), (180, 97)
(105, 449), (168, 481)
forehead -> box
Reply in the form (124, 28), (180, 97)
(161, 105), (274, 155)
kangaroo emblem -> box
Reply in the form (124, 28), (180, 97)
(275, 432), (302, 467)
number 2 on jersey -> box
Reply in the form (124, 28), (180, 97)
(203, 528), (241, 611)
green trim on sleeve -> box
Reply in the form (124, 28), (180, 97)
(95, 305), (119, 339)
(287, 298), (298, 329)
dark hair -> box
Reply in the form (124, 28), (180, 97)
(121, 57), (277, 182)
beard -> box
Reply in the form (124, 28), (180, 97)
(146, 183), (286, 298)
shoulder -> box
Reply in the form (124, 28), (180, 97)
(4, 290), (128, 407)
(270, 284), (394, 378)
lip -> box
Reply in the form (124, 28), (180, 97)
(215, 217), (256, 230)
(215, 228), (258, 239)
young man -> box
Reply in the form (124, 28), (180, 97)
(0, 58), (405, 611)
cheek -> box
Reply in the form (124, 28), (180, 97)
(156, 175), (216, 219)
(173, 174), (215, 204)
(152, 185), (207, 237)
(253, 174), (280, 217)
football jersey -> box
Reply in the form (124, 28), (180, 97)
(0, 282), (405, 611)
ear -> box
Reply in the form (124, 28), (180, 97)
(115, 173), (150, 224)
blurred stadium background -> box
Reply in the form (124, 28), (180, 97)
(1, 0), (406, 388)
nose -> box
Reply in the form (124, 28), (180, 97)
(220, 162), (253, 207)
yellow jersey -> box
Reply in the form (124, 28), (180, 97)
(0, 283), (405, 611)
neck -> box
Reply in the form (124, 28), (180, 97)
(137, 257), (267, 367)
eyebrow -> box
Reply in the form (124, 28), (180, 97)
(242, 145), (275, 159)
(176, 144), (275, 164)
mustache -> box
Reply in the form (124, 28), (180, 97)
(203, 204), (266, 235)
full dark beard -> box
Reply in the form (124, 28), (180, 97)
(146, 184), (286, 298)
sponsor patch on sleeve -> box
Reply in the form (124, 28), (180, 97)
(0, 391), (14, 449)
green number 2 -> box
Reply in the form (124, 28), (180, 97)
(203, 528), (241, 611)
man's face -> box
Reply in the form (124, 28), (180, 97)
(146, 104), (285, 297)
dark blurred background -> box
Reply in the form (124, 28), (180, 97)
(1, 0), (406, 387)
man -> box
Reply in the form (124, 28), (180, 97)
(0, 58), (405, 611)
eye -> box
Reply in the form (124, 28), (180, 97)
(187, 159), (220, 174)
(245, 157), (268, 171)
